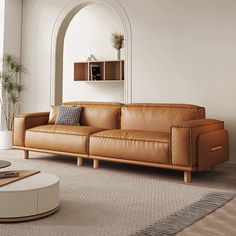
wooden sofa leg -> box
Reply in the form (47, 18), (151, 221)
(24, 150), (29, 159)
(184, 171), (191, 183)
(77, 157), (83, 167)
(93, 159), (99, 169)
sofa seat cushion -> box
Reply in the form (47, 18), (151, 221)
(90, 129), (170, 164)
(25, 125), (105, 155)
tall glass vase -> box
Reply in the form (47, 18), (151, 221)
(116, 49), (121, 60)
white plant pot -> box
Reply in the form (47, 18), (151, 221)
(0, 131), (13, 150)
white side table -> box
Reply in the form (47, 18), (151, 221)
(0, 173), (59, 222)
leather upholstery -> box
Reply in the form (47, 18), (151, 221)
(121, 104), (205, 132)
(25, 125), (105, 155)
(13, 102), (229, 174)
(28, 125), (104, 135)
(13, 112), (49, 146)
(198, 129), (229, 170)
(63, 102), (121, 129)
(90, 130), (170, 164)
(16, 112), (50, 118)
(91, 129), (169, 142)
(171, 119), (224, 167)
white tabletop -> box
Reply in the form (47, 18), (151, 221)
(0, 173), (59, 192)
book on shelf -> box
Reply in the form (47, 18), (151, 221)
(90, 65), (101, 80)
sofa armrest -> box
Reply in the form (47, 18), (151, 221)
(171, 119), (227, 168)
(13, 112), (49, 147)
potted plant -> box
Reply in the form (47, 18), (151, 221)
(111, 33), (124, 60)
(0, 54), (25, 149)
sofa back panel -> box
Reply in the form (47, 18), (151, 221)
(63, 101), (122, 129)
(121, 104), (205, 132)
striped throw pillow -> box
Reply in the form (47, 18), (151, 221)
(55, 106), (82, 125)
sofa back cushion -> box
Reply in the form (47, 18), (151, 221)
(63, 101), (122, 129)
(121, 104), (205, 132)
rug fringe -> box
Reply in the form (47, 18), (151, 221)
(133, 192), (235, 236)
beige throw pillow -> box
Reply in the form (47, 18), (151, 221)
(48, 105), (58, 124)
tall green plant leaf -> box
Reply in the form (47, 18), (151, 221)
(9, 94), (18, 104)
(0, 72), (11, 83)
(0, 54), (26, 130)
(13, 83), (24, 93)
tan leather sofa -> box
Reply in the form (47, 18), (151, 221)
(13, 102), (229, 183)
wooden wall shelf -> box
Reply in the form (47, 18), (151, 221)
(74, 60), (124, 81)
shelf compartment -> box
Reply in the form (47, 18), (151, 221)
(105, 61), (121, 80)
(74, 63), (88, 81)
(89, 62), (104, 81)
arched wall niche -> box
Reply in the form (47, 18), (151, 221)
(50, 0), (132, 105)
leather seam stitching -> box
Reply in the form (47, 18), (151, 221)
(123, 105), (203, 109)
(172, 121), (222, 129)
(189, 127), (192, 167)
(91, 135), (170, 143)
(26, 130), (89, 137)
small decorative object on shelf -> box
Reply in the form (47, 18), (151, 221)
(111, 32), (124, 60)
(86, 54), (97, 62)
(90, 65), (101, 80)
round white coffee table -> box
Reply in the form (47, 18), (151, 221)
(0, 173), (59, 222)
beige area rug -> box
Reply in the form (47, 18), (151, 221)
(0, 150), (235, 236)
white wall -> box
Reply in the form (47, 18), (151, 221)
(21, 0), (236, 164)
(0, 0), (5, 129)
(3, 0), (22, 56)
(0, 0), (22, 130)
(0, 0), (4, 59)
(63, 3), (124, 102)
(21, 0), (62, 112)
(122, 0), (236, 164)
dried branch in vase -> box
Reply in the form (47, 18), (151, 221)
(111, 33), (124, 50)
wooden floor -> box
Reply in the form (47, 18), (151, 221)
(178, 197), (236, 236)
